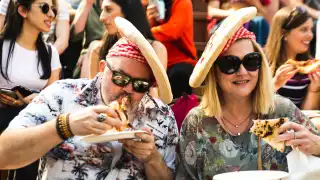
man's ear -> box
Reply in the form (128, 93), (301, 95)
(99, 60), (106, 72)
(17, 5), (28, 18)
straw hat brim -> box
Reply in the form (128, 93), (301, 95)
(114, 17), (173, 104)
(189, 7), (258, 88)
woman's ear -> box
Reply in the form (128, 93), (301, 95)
(17, 5), (28, 18)
(99, 60), (106, 72)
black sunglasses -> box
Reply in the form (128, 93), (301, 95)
(105, 62), (151, 93)
(282, 6), (307, 30)
(33, 2), (57, 18)
(215, 52), (262, 75)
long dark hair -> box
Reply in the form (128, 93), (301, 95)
(99, 0), (156, 59)
(0, 0), (56, 81)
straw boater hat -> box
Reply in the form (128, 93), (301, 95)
(189, 7), (258, 88)
(111, 17), (172, 104)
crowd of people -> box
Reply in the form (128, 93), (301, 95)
(0, 0), (319, 179)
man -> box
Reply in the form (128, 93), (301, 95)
(0, 37), (178, 180)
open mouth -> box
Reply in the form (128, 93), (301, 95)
(232, 80), (250, 85)
(44, 20), (51, 28)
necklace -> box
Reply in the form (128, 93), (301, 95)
(222, 118), (253, 136)
(222, 110), (252, 128)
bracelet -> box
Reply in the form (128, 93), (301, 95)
(56, 113), (74, 140)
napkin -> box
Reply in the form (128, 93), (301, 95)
(286, 150), (320, 179)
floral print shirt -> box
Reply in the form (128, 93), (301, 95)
(175, 95), (319, 180)
(8, 75), (179, 180)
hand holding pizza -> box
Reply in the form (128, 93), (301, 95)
(274, 64), (298, 90)
(308, 71), (320, 93)
(275, 121), (320, 155)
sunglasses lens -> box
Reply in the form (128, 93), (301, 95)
(217, 56), (241, 74)
(132, 80), (150, 93)
(112, 72), (130, 87)
(243, 52), (262, 71)
(41, 3), (50, 14)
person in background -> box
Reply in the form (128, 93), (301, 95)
(146, 0), (197, 99)
(176, 26), (320, 180)
(0, 0), (61, 179)
(265, 6), (320, 110)
(88, 0), (167, 80)
(71, 0), (104, 78)
(0, 0), (69, 55)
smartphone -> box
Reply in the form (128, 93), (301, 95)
(11, 86), (33, 97)
(0, 88), (18, 99)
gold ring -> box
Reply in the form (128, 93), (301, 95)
(13, 100), (17, 105)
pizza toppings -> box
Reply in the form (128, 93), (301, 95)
(250, 118), (289, 152)
(103, 96), (131, 132)
(285, 59), (320, 74)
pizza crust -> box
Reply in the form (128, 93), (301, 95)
(286, 59), (320, 74)
(250, 118), (289, 152)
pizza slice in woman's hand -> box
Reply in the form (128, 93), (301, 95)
(286, 59), (320, 74)
(250, 118), (289, 152)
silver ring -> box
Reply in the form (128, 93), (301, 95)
(293, 131), (296, 139)
(97, 113), (107, 122)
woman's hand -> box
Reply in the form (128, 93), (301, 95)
(146, 5), (160, 27)
(308, 71), (320, 93)
(275, 121), (320, 155)
(68, 105), (125, 136)
(0, 93), (24, 107)
(273, 64), (297, 91)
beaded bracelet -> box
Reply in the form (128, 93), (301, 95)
(56, 113), (74, 140)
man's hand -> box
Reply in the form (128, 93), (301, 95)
(69, 105), (124, 135)
(120, 128), (158, 163)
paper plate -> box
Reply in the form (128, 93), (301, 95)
(212, 170), (289, 180)
(301, 110), (320, 117)
(81, 130), (146, 143)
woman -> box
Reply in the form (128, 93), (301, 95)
(176, 27), (320, 179)
(88, 0), (167, 79)
(0, 0), (61, 179)
(265, 6), (320, 110)
(146, 0), (197, 99)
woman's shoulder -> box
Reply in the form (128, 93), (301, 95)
(267, 94), (302, 120)
(183, 106), (207, 127)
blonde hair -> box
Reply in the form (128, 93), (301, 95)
(200, 39), (274, 117)
(265, 7), (292, 75)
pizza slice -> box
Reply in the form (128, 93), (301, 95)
(250, 117), (289, 152)
(285, 59), (320, 74)
(103, 96), (131, 132)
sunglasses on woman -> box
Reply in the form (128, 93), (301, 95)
(282, 6), (307, 30)
(105, 62), (151, 93)
(32, 2), (57, 18)
(215, 52), (262, 75)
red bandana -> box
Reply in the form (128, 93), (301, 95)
(106, 38), (147, 64)
(220, 26), (256, 55)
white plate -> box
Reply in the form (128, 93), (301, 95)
(302, 110), (320, 116)
(213, 170), (289, 180)
(81, 130), (146, 143)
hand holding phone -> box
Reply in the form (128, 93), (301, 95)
(0, 88), (18, 99)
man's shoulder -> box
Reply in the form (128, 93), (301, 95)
(141, 94), (172, 113)
(49, 78), (91, 91)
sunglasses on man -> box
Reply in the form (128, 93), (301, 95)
(32, 2), (57, 18)
(105, 62), (151, 93)
(215, 52), (262, 75)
